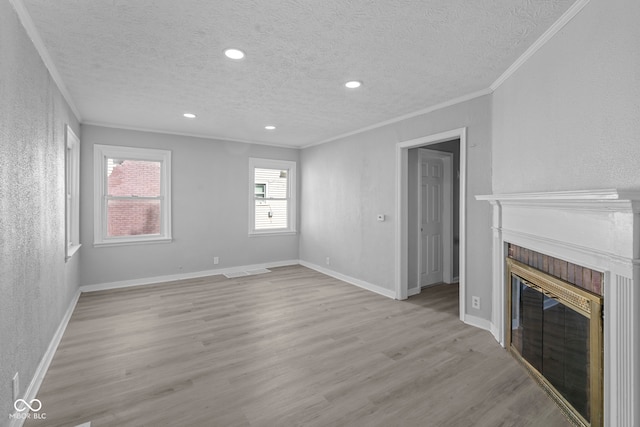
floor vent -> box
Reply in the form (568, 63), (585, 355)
(224, 268), (271, 279)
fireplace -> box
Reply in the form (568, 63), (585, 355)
(476, 189), (640, 426)
(507, 256), (603, 426)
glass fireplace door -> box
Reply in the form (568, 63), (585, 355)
(507, 258), (603, 427)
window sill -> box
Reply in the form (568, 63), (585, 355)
(249, 230), (298, 237)
(65, 244), (81, 261)
(94, 237), (173, 248)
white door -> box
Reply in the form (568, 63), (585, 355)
(420, 154), (444, 287)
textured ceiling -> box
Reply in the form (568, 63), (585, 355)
(22, 0), (575, 147)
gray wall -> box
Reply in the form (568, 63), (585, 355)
(79, 125), (300, 286)
(0, 1), (81, 423)
(300, 95), (493, 319)
(493, 0), (640, 193)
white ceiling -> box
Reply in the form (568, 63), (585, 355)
(21, 0), (575, 148)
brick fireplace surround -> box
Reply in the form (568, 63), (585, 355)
(477, 189), (639, 426)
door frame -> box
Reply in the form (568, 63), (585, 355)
(416, 148), (454, 292)
(395, 127), (466, 322)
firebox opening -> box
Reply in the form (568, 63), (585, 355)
(506, 256), (603, 427)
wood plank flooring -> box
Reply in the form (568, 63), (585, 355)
(25, 265), (570, 427)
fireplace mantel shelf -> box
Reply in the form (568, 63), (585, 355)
(476, 189), (640, 212)
(476, 188), (640, 426)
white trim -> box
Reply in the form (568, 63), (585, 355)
(93, 237), (172, 248)
(490, 0), (591, 91)
(500, 229), (636, 272)
(80, 260), (300, 292)
(304, 89), (491, 149)
(299, 260), (396, 299)
(395, 128), (467, 323)
(9, 289), (81, 427)
(83, 121), (301, 150)
(66, 243), (81, 259)
(81, 259), (397, 299)
(476, 188), (640, 204)
(8, 0), (82, 122)
(93, 144), (172, 246)
(407, 287), (421, 297)
(65, 125), (81, 261)
(248, 231), (298, 237)
(248, 158), (297, 236)
(463, 314), (493, 333)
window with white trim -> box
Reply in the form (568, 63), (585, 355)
(65, 125), (81, 259)
(94, 144), (172, 246)
(249, 158), (296, 235)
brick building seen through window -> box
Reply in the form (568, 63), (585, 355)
(107, 159), (161, 237)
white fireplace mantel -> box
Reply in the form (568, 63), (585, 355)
(476, 189), (639, 427)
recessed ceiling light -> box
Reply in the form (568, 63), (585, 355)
(183, 113), (197, 119)
(345, 80), (362, 89)
(265, 125), (276, 130)
(224, 48), (245, 60)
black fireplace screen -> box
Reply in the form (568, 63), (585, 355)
(511, 274), (590, 421)
(506, 257), (603, 427)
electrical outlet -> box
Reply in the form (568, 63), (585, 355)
(13, 373), (19, 401)
(213, 257), (219, 265)
(471, 296), (481, 310)
(325, 257), (330, 266)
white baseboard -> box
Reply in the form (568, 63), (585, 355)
(490, 322), (504, 347)
(408, 287), (421, 297)
(80, 259), (300, 292)
(299, 260), (396, 299)
(9, 288), (81, 427)
(463, 314), (493, 332)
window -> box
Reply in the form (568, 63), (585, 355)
(249, 158), (296, 235)
(65, 125), (81, 259)
(254, 183), (266, 198)
(94, 144), (172, 246)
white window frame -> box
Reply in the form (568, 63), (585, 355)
(93, 144), (172, 246)
(65, 125), (81, 260)
(249, 158), (297, 236)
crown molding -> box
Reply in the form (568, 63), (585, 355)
(9, 0), (82, 122)
(303, 88), (492, 149)
(10, 0), (591, 149)
(306, 0), (593, 149)
(82, 121), (301, 150)
(490, 0), (591, 91)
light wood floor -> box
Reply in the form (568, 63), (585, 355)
(25, 265), (570, 427)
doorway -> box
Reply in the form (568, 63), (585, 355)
(395, 128), (467, 322)
(417, 148), (454, 290)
